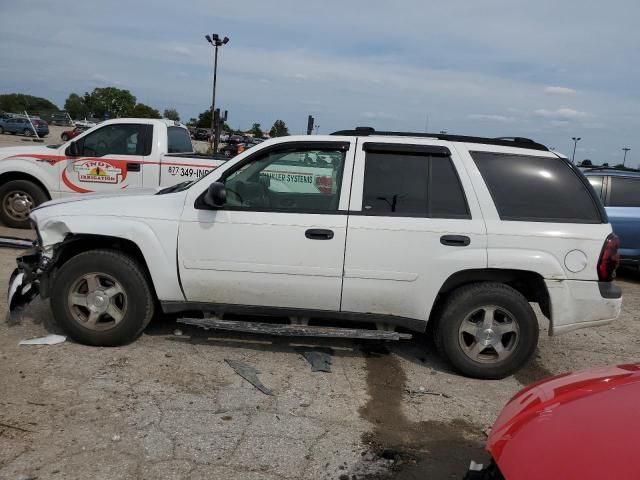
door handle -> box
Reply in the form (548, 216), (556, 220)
(440, 235), (470, 247)
(126, 162), (141, 172)
(305, 229), (334, 240)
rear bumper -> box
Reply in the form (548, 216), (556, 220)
(546, 279), (622, 336)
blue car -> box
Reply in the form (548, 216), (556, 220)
(0, 117), (49, 137)
(583, 168), (640, 266)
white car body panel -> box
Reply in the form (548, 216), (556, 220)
(26, 133), (621, 336)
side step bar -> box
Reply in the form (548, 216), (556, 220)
(177, 317), (413, 341)
(0, 236), (34, 249)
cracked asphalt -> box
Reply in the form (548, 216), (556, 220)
(0, 221), (639, 479)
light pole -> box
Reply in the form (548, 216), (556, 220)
(571, 137), (581, 164)
(622, 147), (631, 167)
(205, 33), (229, 155)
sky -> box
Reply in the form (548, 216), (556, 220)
(0, 0), (638, 165)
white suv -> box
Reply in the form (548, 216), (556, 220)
(9, 128), (622, 379)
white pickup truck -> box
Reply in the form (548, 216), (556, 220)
(0, 119), (226, 228)
(8, 127), (622, 379)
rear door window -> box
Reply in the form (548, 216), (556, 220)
(167, 126), (194, 153)
(608, 177), (640, 207)
(471, 151), (602, 223)
(362, 148), (469, 218)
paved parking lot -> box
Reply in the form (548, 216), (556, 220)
(0, 220), (638, 479)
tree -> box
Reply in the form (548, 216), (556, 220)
(196, 109), (212, 128)
(163, 108), (180, 121)
(579, 159), (593, 167)
(186, 117), (198, 127)
(269, 119), (289, 137)
(64, 93), (91, 119)
(131, 103), (161, 119)
(0, 93), (58, 114)
(249, 122), (263, 138)
(89, 87), (136, 119)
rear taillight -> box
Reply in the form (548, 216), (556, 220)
(597, 233), (620, 281)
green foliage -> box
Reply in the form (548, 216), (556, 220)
(131, 103), (162, 119)
(187, 117), (198, 126)
(269, 119), (289, 137)
(249, 122), (263, 138)
(196, 109), (212, 128)
(0, 93), (58, 115)
(89, 87), (137, 119)
(163, 108), (180, 121)
(64, 93), (91, 120)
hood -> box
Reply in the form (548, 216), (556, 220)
(35, 188), (161, 209)
(0, 144), (59, 160)
(487, 363), (640, 479)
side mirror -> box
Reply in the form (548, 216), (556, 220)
(66, 141), (80, 157)
(203, 182), (226, 208)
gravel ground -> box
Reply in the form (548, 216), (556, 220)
(0, 130), (638, 479)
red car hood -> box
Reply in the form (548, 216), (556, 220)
(487, 363), (640, 479)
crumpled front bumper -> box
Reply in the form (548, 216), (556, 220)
(7, 246), (47, 320)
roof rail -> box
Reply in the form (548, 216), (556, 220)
(582, 165), (640, 173)
(330, 127), (549, 151)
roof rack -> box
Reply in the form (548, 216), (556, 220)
(330, 127), (549, 151)
(582, 165), (640, 173)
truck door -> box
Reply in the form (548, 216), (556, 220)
(341, 140), (487, 323)
(177, 140), (355, 311)
(61, 123), (149, 195)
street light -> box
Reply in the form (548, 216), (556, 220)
(205, 33), (230, 155)
(571, 137), (581, 164)
(622, 147), (631, 166)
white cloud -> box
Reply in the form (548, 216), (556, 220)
(534, 108), (592, 120)
(166, 45), (194, 57)
(467, 114), (514, 123)
(544, 86), (576, 95)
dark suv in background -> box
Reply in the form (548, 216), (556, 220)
(584, 168), (640, 267)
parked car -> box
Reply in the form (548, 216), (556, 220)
(60, 125), (90, 141)
(0, 118), (227, 228)
(466, 363), (640, 479)
(49, 111), (73, 126)
(583, 168), (640, 267)
(219, 142), (249, 157)
(7, 127), (621, 379)
(74, 119), (98, 128)
(192, 128), (210, 141)
(0, 117), (49, 137)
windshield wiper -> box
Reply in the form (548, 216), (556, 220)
(157, 180), (194, 195)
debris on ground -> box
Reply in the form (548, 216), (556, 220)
(111, 434), (121, 442)
(299, 348), (333, 372)
(18, 334), (66, 346)
(224, 359), (274, 395)
(404, 387), (452, 399)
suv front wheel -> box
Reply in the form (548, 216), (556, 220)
(51, 249), (155, 346)
(435, 282), (539, 379)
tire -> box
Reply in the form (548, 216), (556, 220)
(0, 180), (49, 228)
(434, 282), (539, 380)
(50, 249), (155, 346)
(23, 128), (32, 137)
(61, 134), (69, 141)
(0, 126), (4, 134)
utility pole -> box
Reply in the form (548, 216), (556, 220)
(571, 137), (581, 164)
(623, 147), (631, 166)
(205, 33), (229, 155)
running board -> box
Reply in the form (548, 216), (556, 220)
(177, 317), (412, 341)
(0, 236), (34, 249)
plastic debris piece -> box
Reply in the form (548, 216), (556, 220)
(469, 460), (484, 471)
(19, 334), (66, 346)
(112, 434), (121, 442)
(224, 359), (273, 395)
(300, 349), (333, 372)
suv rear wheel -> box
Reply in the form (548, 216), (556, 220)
(50, 249), (155, 346)
(435, 282), (539, 379)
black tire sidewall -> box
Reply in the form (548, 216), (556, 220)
(0, 180), (48, 228)
(51, 251), (154, 346)
(437, 284), (539, 379)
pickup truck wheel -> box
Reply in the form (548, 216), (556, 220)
(0, 180), (48, 228)
(50, 249), (155, 346)
(435, 282), (539, 380)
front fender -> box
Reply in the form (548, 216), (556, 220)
(33, 214), (184, 301)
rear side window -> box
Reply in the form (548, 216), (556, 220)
(362, 151), (469, 218)
(608, 177), (640, 207)
(167, 126), (194, 153)
(471, 151), (602, 223)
